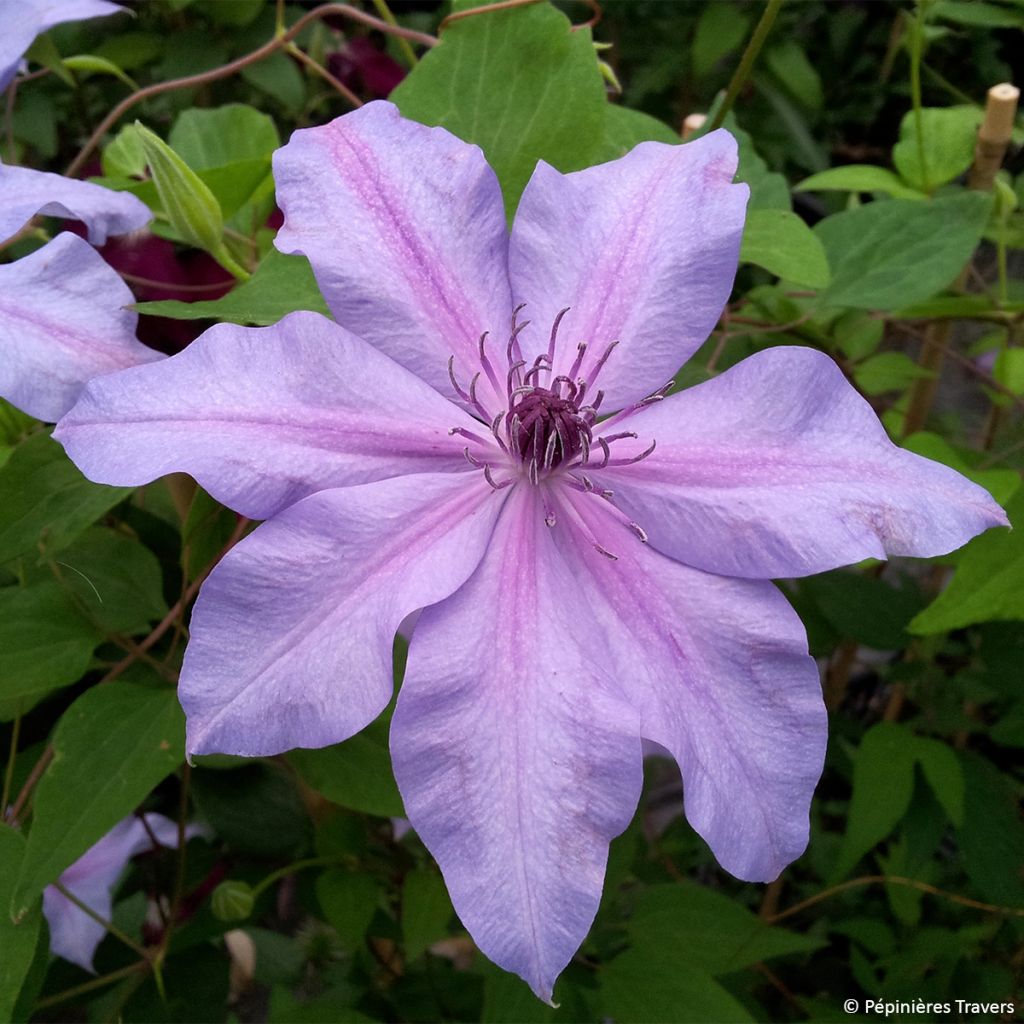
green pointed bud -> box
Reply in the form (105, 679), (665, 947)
(211, 880), (255, 922)
(135, 121), (224, 256)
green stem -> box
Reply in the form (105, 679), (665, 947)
(910, 3), (929, 192)
(53, 881), (151, 961)
(997, 236), (1009, 306)
(211, 242), (252, 282)
(372, 0), (418, 68)
(251, 855), (344, 899)
(708, 0), (784, 131)
(33, 961), (149, 1011)
(2, 711), (21, 816)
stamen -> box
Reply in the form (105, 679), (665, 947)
(483, 464), (514, 490)
(601, 431), (638, 445)
(547, 307), (570, 367)
(506, 360), (526, 401)
(588, 340), (619, 386)
(449, 426), (492, 447)
(567, 342), (587, 382)
(462, 446), (481, 467)
(593, 437), (611, 469)
(477, 332), (503, 396)
(447, 356), (471, 403)
(606, 438), (657, 466)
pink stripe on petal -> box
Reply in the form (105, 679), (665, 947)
(595, 346), (1008, 579)
(182, 472), (506, 758)
(273, 101), (512, 406)
(559, 488), (826, 883)
(509, 132), (747, 412)
(56, 311), (482, 520)
(0, 234), (160, 422)
(392, 487), (642, 1003)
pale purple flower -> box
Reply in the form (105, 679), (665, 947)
(43, 813), (203, 972)
(1, 0), (124, 93)
(0, 162), (158, 421)
(48, 101), (1005, 999)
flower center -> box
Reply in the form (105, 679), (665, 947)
(508, 385), (588, 470)
(447, 304), (663, 500)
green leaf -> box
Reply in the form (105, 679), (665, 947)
(931, 0), (1024, 28)
(134, 250), (330, 326)
(832, 722), (917, 881)
(600, 103), (678, 162)
(765, 40), (823, 111)
(853, 351), (932, 395)
(241, 50), (306, 113)
(315, 870), (379, 949)
(815, 192), (992, 310)
(892, 107), (981, 192)
(740, 208), (830, 287)
(909, 489), (1020, 634)
(832, 312), (884, 360)
(0, 582), (102, 702)
(12, 680), (185, 916)
(994, 347), (1024, 395)
(800, 571), (924, 650)
(796, 165), (925, 200)
(912, 736), (964, 826)
(626, 882), (823, 976)
(62, 53), (137, 88)
(289, 728), (404, 818)
(191, 761), (309, 857)
(169, 104), (280, 170)
(0, 432), (129, 565)
(402, 868), (453, 961)
(136, 121), (224, 254)
(902, 432), (1020, 508)
(0, 826), (42, 1022)
(392, 0), (606, 215)
(692, 3), (749, 79)
(27, 527), (167, 635)
(102, 123), (147, 179)
(599, 947), (754, 1023)
(959, 755), (1024, 906)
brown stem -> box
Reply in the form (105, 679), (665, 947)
(768, 874), (1024, 925)
(285, 41), (362, 109)
(65, 4), (437, 178)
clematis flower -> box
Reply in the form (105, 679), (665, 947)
(0, 161), (159, 421)
(43, 813), (204, 972)
(48, 101), (1005, 1000)
(1, 0), (124, 93)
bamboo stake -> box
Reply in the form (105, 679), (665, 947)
(968, 83), (1020, 192)
(681, 112), (707, 141)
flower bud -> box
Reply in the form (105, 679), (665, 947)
(211, 880), (255, 922)
(135, 121), (224, 256)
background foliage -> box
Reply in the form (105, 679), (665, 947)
(1, 0), (1023, 1021)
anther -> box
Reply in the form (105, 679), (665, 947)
(567, 342), (587, 382)
(547, 307), (570, 366)
(483, 465), (513, 490)
(447, 356), (471, 402)
(607, 438), (657, 466)
(629, 522), (649, 543)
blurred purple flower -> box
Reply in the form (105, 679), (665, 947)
(43, 813), (205, 973)
(0, 161), (158, 421)
(51, 101), (1005, 999)
(1, 0), (124, 92)
(327, 36), (405, 99)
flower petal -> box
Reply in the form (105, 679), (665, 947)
(0, 161), (151, 245)
(391, 487), (643, 1003)
(1, 0), (124, 92)
(273, 101), (512, 403)
(56, 310), (479, 520)
(559, 488), (826, 883)
(595, 346), (1008, 579)
(0, 234), (161, 422)
(183, 472), (504, 757)
(508, 133), (747, 411)
(44, 812), (183, 972)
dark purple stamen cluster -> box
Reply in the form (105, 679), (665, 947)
(447, 305), (665, 514)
